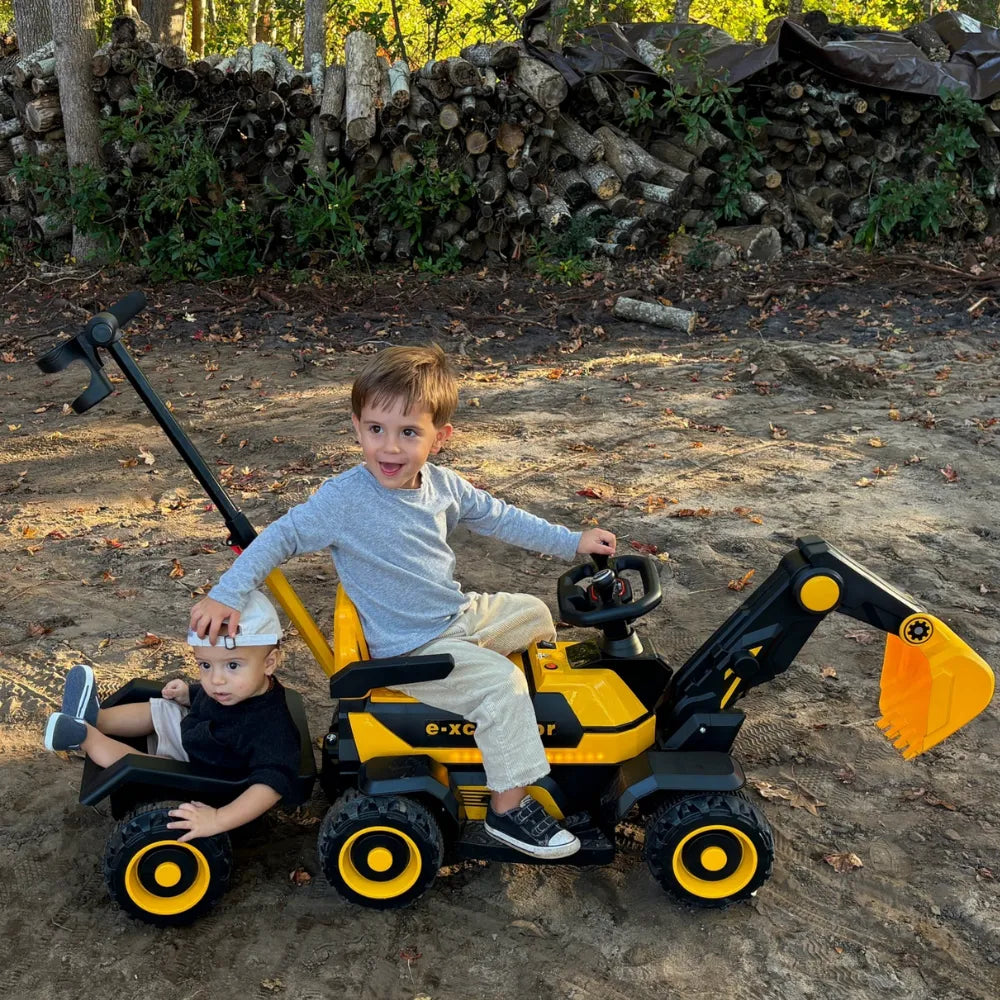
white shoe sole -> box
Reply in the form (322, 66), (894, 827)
(483, 822), (582, 859)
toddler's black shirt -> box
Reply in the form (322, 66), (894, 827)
(181, 679), (303, 803)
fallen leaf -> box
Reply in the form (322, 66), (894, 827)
(844, 629), (877, 645)
(47, 530), (68, 539)
(8, 424), (21, 430)
(104, 538), (124, 548)
(940, 464), (959, 483)
(260, 980), (284, 993)
(750, 778), (824, 816)
(546, 368), (564, 380)
(138, 447), (155, 465)
(821, 665), (837, 679)
(888, 409), (901, 421)
(824, 851), (863, 873)
(119, 457), (138, 468)
(728, 569), (755, 592)
(855, 477), (876, 488)
(21, 526), (37, 538)
(576, 487), (604, 499)
(868, 437), (885, 448)
(769, 423), (788, 440)
(98, 637), (111, 650)
(399, 945), (422, 961)
(288, 867), (312, 885)
(630, 540), (659, 555)
(667, 507), (712, 518)
(168, 558), (185, 579)
(28, 622), (52, 637)
(139, 633), (162, 648)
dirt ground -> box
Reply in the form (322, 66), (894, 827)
(1, 248), (999, 1000)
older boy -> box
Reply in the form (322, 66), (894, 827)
(44, 590), (301, 841)
(191, 346), (615, 859)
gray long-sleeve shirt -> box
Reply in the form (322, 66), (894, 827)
(210, 463), (582, 658)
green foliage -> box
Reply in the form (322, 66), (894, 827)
(856, 85), (987, 249)
(415, 243), (464, 276)
(855, 177), (956, 248)
(527, 214), (602, 285)
(285, 164), (366, 263)
(364, 156), (475, 255)
(624, 87), (656, 127)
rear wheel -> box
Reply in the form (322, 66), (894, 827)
(645, 792), (773, 907)
(103, 801), (233, 926)
(318, 794), (443, 909)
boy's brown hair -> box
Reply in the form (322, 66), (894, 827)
(351, 344), (458, 426)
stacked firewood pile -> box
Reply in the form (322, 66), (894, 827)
(1, 14), (999, 266)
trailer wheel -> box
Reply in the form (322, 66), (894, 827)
(103, 801), (232, 926)
(318, 794), (443, 909)
(645, 792), (774, 907)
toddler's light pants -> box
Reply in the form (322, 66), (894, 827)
(392, 591), (553, 792)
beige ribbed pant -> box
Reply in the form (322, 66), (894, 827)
(392, 592), (554, 792)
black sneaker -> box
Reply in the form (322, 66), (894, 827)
(484, 796), (581, 859)
(62, 664), (99, 726)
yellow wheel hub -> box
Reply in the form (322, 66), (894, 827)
(153, 861), (182, 888)
(124, 840), (211, 916)
(673, 825), (759, 900)
(339, 826), (422, 900)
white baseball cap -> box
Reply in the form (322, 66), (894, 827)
(187, 589), (283, 648)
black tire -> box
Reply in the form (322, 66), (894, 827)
(317, 794), (443, 909)
(102, 801), (233, 926)
(644, 792), (774, 907)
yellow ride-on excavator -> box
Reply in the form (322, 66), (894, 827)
(37, 293), (995, 923)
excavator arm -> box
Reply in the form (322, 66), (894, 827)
(658, 536), (994, 759)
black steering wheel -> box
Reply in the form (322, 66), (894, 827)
(557, 553), (662, 628)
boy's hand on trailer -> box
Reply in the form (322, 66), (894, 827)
(190, 596), (241, 645)
(161, 679), (191, 707)
(577, 528), (617, 556)
(168, 801), (223, 843)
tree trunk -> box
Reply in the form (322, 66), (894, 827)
(303, 0), (325, 73)
(247, 0), (259, 46)
(50, 0), (105, 262)
(191, 0), (204, 56)
(145, 0), (186, 45)
(12, 0), (52, 56)
(673, 0), (693, 19)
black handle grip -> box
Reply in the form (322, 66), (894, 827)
(557, 554), (662, 627)
(107, 290), (147, 328)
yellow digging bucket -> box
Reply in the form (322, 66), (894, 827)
(877, 613), (995, 759)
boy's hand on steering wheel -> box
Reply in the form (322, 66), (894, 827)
(577, 528), (616, 556)
(189, 596), (241, 646)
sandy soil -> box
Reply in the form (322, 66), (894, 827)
(1, 252), (999, 1000)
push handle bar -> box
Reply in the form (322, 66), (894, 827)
(35, 291), (257, 550)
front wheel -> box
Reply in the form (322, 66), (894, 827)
(103, 801), (233, 926)
(645, 792), (774, 907)
(318, 794), (443, 909)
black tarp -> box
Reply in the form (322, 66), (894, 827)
(523, 5), (1000, 101)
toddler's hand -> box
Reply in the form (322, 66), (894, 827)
(190, 596), (240, 646)
(161, 679), (191, 707)
(577, 527), (616, 556)
(168, 801), (223, 843)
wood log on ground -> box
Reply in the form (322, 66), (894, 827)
(158, 44), (188, 71)
(0, 117), (23, 140)
(551, 168), (591, 208)
(111, 15), (150, 46)
(233, 46), (252, 86)
(389, 59), (410, 109)
(792, 191), (834, 234)
(251, 42), (276, 93)
(194, 53), (222, 78)
(635, 180), (676, 206)
(320, 65), (345, 129)
(496, 121), (525, 156)
(24, 93), (62, 133)
(613, 296), (696, 333)
(670, 233), (735, 269)
(581, 161), (621, 200)
(648, 139), (697, 172)
(460, 41), (519, 70)
(445, 57), (480, 89)
(13, 41), (55, 87)
(30, 212), (72, 242)
(713, 224), (782, 262)
(554, 113), (603, 163)
(344, 31), (380, 145)
(109, 48), (137, 75)
(513, 56), (568, 111)
(537, 193), (572, 231)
